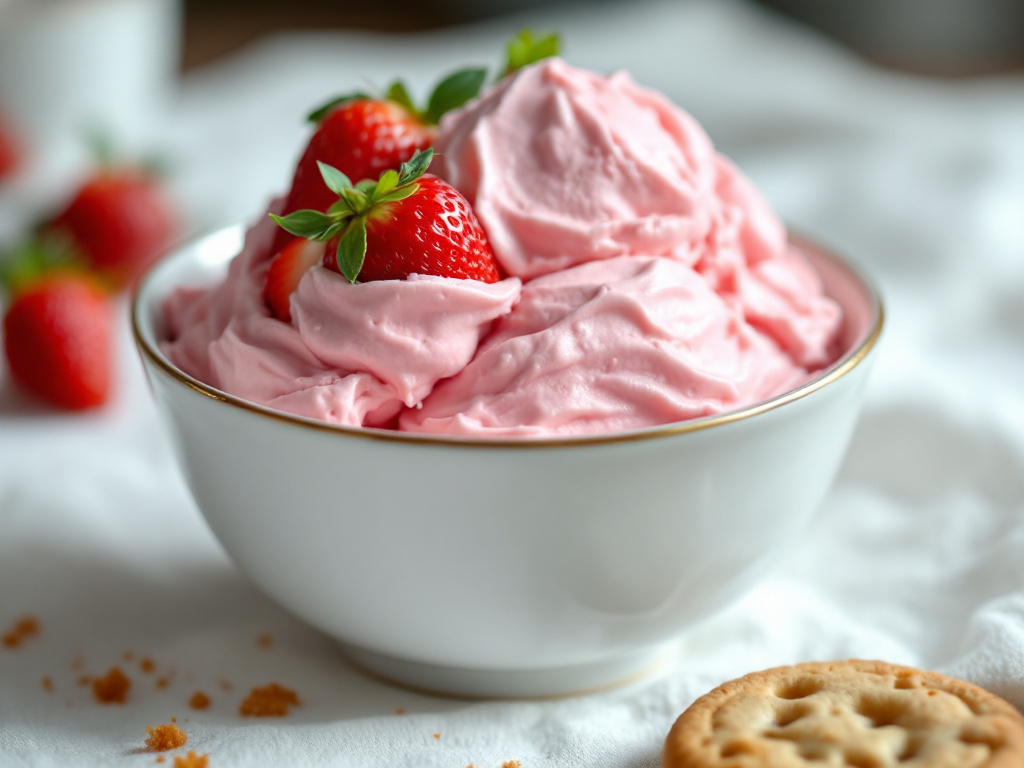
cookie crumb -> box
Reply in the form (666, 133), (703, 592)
(256, 633), (273, 648)
(156, 677), (170, 689)
(145, 723), (187, 751)
(123, 650), (135, 662)
(2, 615), (39, 649)
(92, 667), (131, 704)
(432, 732), (441, 740)
(156, 757), (165, 764)
(189, 691), (211, 710)
(41, 676), (53, 692)
(171, 717), (176, 723)
(173, 751), (208, 768)
(140, 657), (156, 673)
(394, 707), (406, 715)
(217, 679), (233, 691)
(77, 675), (92, 687)
(502, 761), (522, 768)
(239, 683), (300, 717)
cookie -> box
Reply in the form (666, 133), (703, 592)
(664, 659), (1024, 767)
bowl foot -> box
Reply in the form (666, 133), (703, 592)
(340, 643), (673, 699)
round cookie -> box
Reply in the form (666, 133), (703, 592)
(664, 659), (1024, 767)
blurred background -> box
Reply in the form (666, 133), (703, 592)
(181, 0), (1024, 75)
(2, 0), (1022, 207)
(1, 0), (1023, 260)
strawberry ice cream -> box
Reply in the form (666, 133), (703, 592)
(162, 211), (520, 428)
(161, 57), (842, 436)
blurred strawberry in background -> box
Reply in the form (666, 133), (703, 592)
(0, 114), (21, 183)
(3, 271), (114, 411)
(45, 161), (177, 292)
(0, 150), (177, 410)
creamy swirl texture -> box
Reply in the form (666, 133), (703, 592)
(162, 58), (842, 436)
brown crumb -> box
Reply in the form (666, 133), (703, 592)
(432, 732), (441, 740)
(501, 761), (521, 768)
(239, 683), (300, 717)
(394, 707), (406, 715)
(2, 615), (39, 649)
(156, 677), (170, 689)
(156, 758), (166, 764)
(217, 678), (233, 691)
(145, 723), (187, 751)
(92, 667), (131, 704)
(171, 717), (176, 723)
(189, 691), (211, 710)
(77, 675), (92, 687)
(123, 650), (135, 662)
(173, 752), (208, 768)
(140, 657), (156, 673)
(41, 676), (53, 692)
(256, 633), (273, 648)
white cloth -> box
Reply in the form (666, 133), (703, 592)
(2, 0), (1024, 765)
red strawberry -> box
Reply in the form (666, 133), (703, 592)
(321, 175), (499, 283)
(0, 115), (20, 182)
(270, 149), (500, 299)
(283, 99), (435, 224)
(3, 273), (113, 410)
(48, 168), (176, 292)
(270, 70), (489, 256)
(263, 237), (326, 322)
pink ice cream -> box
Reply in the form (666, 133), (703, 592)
(162, 210), (521, 428)
(400, 255), (810, 436)
(162, 57), (842, 437)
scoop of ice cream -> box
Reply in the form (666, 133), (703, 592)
(400, 255), (809, 437)
(435, 58), (718, 280)
(162, 212), (521, 428)
(435, 58), (840, 369)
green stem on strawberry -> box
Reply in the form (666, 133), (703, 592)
(503, 29), (560, 79)
(306, 66), (486, 128)
(0, 231), (83, 298)
(270, 148), (434, 284)
(304, 28), (560, 128)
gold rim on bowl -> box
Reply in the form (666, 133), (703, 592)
(131, 228), (885, 449)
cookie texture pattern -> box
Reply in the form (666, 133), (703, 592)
(663, 659), (1024, 767)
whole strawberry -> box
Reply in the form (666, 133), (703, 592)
(269, 69), (488, 256)
(3, 273), (113, 410)
(47, 167), (176, 291)
(264, 149), (499, 319)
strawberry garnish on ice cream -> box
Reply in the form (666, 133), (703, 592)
(264, 148), (500, 320)
(262, 237), (326, 322)
(270, 30), (562, 256)
(270, 69), (487, 256)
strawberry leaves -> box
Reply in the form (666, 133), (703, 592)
(302, 28), (559, 129)
(336, 216), (368, 284)
(271, 148), (435, 284)
(307, 92), (371, 124)
(424, 67), (488, 125)
(505, 29), (560, 77)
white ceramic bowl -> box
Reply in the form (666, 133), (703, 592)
(133, 225), (883, 698)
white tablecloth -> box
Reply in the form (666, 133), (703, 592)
(2, 0), (1024, 765)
